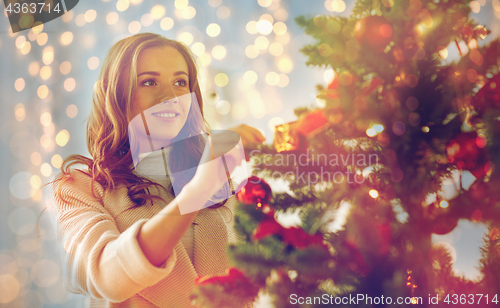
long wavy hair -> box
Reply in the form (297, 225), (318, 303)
(53, 33), (225, 209)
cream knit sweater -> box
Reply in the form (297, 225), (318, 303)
(47, 150), (243, 308)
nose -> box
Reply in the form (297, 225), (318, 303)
(160, 85), (178, 104)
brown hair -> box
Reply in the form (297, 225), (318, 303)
(53, 33), (225, 210)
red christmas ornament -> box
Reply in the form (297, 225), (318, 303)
(195, 267), (259, 297)
(354, 16), (393, 52)
(236, 176), (272, 208)
(281, 227), (327, 250)
(252, 213), (327, 251)
(432, 217), (458, 235)
(472, 73), (500, 112)
(252, 214), (284, 241)
(326, 77), (340, 99)
(295, 109), (329, 137)
(446, 131), (488, 178)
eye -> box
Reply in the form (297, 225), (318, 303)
(142, 79), (157, 86)
(174, 79), (188, 87)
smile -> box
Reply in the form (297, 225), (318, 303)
(152, 112), (179, 118)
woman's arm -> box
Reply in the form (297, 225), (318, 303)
(136, 181), (212, 267)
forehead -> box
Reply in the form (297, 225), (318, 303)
(136, 46), (188, 74)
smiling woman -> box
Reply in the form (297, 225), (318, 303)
(44, 33), (259, 308)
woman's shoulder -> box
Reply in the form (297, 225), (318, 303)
(51, 167), (105, 201)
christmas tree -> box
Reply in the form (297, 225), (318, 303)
(191, 0), (500, 307)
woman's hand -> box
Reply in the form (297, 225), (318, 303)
(227, 124), (265, 148)
(183, 132), (246, 213)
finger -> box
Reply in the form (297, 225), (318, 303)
(245, 126), (266, 142)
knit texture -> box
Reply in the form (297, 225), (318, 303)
(47, 159), (243, 307)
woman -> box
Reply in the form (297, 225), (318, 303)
(47, 32), (264, 307)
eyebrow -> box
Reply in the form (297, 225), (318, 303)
(137, 71), (188, 77)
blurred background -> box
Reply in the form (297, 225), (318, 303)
(0, 0), (499, 306)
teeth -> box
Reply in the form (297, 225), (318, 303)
(154, 113), (178, 118)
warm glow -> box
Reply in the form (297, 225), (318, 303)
(15, 78), (25, 92)
(246, 21), (258, 34)
(20, 41), (31, 54)
(191, 42), (205, 56)
(37, 33), (48, 46)
(214, 73), (229, 87)
(84, 10), (97, 23)
(40, 112), (52, 127)
(273, 22), (287, 35)
(206, 23), (221, 37)
(470, 1), (481, 13)
(177, 32), (193, 45)
(87, 57), (100, 70)
(29, 61), (40, 76)
(366, 128), (377, 137)
(151, 5), (166, 19)
(269, 42), (283, 56)
(75, 14), (86, 27)
(216, 100), (231, 115)
(437, 46), (448, 59)
(256, 19), (273, 35)
(116, 0), (130, 11)
(56, 130), (70, 147)
(440, 200), (449, 208)
(66, 104), (78, 118)
(245, 45), (259, 58)
(60, 31), (73, 45)
(31, 152), (42, 166)
(243, 70), (258, 85)
(160, 17), (174, 31)
(182, 6), (196, 19)
(265, 71), (280, 86)
(60, 61), (71, 75)
(106, 12), (119, 25)
(40, 66), (52, 80)
(141, 14), (154, 26)
(216, 6), (230, 19)
(255, 36), (269, 50)
(15, 35), (26, 49)
(277, 57), (293, 73)
(258, 0), (272, 7)
(175, 0), (188, 9)
(64, 78), (76, 92)
(15, 104), (25, 122)
(212, 45), (227, 60)
(373, 124), (384, 133)
(42, 49), (54, 65)
(41, 163), (52, 177)
(277, 74), (289, 87)
(323, 69), (335, 83)
(369, 189), (379, 198)
(128, 21), (141, 34)
(37, 85), (49, 99)
(51, 154), (63, 169)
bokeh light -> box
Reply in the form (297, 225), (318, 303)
(206, 23), (221, 37)
(106, 12), (119, 25)
(64, 78), (76, 92)
(14, 78), (25, 91)
(87, 57), (100, 70)
(151, 5), (166, 19)
(60, 61), (71, 75)
(214, 73), (229, 87)
(56, 130), (70, 147)
(212, 45), (227, 60)
(160, 17), (174, 31)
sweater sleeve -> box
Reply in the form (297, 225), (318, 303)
(46, 170), (177, 303)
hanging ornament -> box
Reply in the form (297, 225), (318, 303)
(472, 73), (500, 112)
(446, 131), (488, 179)
(431, 216), (459, 235)
(236, 176), (272, 208)
(354, 16), (393, 52)
(273, 121), (301, 153)
(295, 109), (330, 137)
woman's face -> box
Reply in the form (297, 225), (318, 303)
(129, 46), (192, 148)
